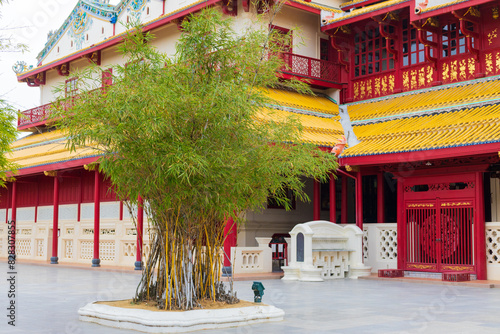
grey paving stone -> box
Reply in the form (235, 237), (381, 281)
(3, 264), (500, 334)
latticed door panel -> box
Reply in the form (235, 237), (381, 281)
(405, 201), (475, 272)
(439, 202), (474, 272)
(405, 203), (438, 271)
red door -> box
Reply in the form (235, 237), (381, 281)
(405, 198), (474, 272)
(402, 173), (478, 274)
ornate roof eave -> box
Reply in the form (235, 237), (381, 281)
(17, 0), (223, 83)
(321, 0), (410, 31)
(36, 0), (119, 65)
(410, 0), (495, 21)
(340, 0), (386, 11)
(339, 142), (500, 166)
(285, 0), (342, 14)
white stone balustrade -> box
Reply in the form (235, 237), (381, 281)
(231, 238), (272, 274)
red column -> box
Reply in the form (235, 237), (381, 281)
(135, 196), (144, 270)
(355, 172), (363, 230)
(313, 179), (321, 220)
(341, 176), (347, 224)
(223, 217), (237, 274)
(475, 171), (486, 280)
(397, 178), (405, 270)
(377, 172), (385, 224)
(329, 173), (336, 223)
(92, 170), (101, 267)
(5, 183), (10, 224)
(9, 182), (17, 259)
(51, 176), (59, 264)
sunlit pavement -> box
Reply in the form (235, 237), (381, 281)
(4, 263), (500, 334)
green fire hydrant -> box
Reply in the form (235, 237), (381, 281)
(252, 281), (265, 303)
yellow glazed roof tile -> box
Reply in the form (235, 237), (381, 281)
(9, 130), (100, 171)
(341, 76), (500, 157)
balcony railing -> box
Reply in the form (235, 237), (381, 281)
(281, 53), (340, 86)
(18, 103), (53, 129)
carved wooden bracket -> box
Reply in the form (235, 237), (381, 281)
(44, 170), (58, 177)
(222, 0), (237, 16)
(411, 19), (439, 67)
(84, 51), (101, 65)
(330, 31), (351, 72)
(373, 14), (398, 61)
(56, 63), (70, 76)
(452, 7), (480, 61)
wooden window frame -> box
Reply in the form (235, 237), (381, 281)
(354, 26), (395, 77)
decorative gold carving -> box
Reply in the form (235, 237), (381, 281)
(424, 17), (439, 28)
(468, 58), (475, 76)
(426, 66), (433, 84)
(345, 165), (352, 172)
(486, 53), (493, 75)
(441, 202), (472, 207)
(496, 52), (500, 72)
(84, 163), (98, 171)
(360, 81), (366, 98)
(441, 265), (474, 272)
(459, 59), (467, 80)
(402, 71), (409, 89)
(442, 63), (449, 81)
(493, 7), (499, 20)
(410, 70), (417, 89)
(388, 74), (395, 92)
(450, 60), (458, 81)
(44, 170), (57, 177)
(465, 6), (480, 18)
(387, 11), (399, 21)
(374, 77), (381, 95)
(488, 28), (498, 45)
(353, 82), (359, 100)
(407, 264), (435, 270)
(340, 25), (351, 35)
(366, 79), (372, 98)
(408, 203), (435, 208)
(381, 76), (388, 94)
(418, 67), (426, 87)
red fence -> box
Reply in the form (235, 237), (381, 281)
(281, 53), (340, 84)
(18, 103), (52, 128)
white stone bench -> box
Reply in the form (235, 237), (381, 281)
(282, 221), (371, 281)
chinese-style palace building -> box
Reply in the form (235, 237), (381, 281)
(2, 0), (500, 280)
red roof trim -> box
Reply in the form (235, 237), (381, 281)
(321, 1), (410, 32)
(338, 142), (500, 166)
(18, 0), (222, 82)
(285, 1), (321, 14)
(11, 156), (100, 177)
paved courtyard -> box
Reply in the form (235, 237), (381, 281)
(3, 263), (500, 334)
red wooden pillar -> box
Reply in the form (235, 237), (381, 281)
(397, 178), (405, 270)
(313, 179), (321, 220)
(329, 173), (336, 223)
(341, 176), (347, 224)
(475, 171), (486, 280)
(355, 172), (363, 230)
(377, 172), (385, 224)
(9, 182), (17, 259)
(92, 170), (101, 267)
(5, 182), (10, 225)
(51, 176), (59, 264)
(223, 217), (237, 274)
(135, 196), (144, 270)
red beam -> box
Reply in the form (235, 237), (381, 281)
(377, 172), (385, 224)
(12, 156), (100, 177)
(51, 176), (59, 264)
(355, 172), (363, 229)
(329, 173), (336, 223)
(475, 171), (486, 280)
(341, 176), (348, 223)
(135, 196), (144, 270)
(397, 178), (405, 270)
(313, 179), (321, 220)
(92, 170), (101, 267)
(339, 142), (500, 166)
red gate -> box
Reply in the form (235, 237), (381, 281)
(405, 199), (474, 272)
(402, 172), (480, 274)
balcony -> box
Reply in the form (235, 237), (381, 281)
(18, 103), (53, 131)
(280, 53), (341, 88)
